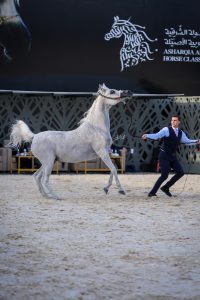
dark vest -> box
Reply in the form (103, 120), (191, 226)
(161, 126), (182, 154)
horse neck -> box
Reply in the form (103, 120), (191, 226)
(0, 0), (17, 15)
(87, 96), (110, 131)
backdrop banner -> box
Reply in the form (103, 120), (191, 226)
(0, 0), (199, 95)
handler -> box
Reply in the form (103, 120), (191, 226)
(142, 115), (200, 197)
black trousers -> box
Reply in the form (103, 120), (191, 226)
(150, 151), (184, 194)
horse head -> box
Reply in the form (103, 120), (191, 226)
(0, 0), (31, 61)
(104, 16), (124, 41)
(105, 16), (157, 71)
(98, 83), (132, 105)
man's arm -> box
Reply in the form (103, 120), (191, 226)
(181, 131), (200, 145)
(142, 127), (169, 140)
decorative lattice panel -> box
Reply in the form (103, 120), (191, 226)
(0, 94), (199, 173)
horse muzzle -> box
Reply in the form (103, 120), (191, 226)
(104, 33), (111, 41)
(120, 90), (133, 98)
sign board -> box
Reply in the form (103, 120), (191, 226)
(0, 0), (199, 95)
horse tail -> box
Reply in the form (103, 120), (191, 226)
(9, 120), (34, 148)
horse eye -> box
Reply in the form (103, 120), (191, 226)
(110, 90), (115, 94)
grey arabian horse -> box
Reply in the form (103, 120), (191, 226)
(9, 84), (132, 200)
(0, 0), (31, 61)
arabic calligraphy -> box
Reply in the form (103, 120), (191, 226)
(164, 25), (200, 48)
(105, 16), (157, 70)
(164, 38), (200, 48)
(165, 25), (200, 38)
(113, 134), (126, 142)
(163, 25), (200, 63)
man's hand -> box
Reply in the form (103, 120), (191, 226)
(142, 134), (147, 140)
(197, 139), (200, 145)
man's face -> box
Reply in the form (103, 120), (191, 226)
(171, 117), (180, 128)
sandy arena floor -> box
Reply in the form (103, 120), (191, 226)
(0, 173), (200, 300)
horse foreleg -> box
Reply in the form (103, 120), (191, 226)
(104, 172), (114, 194)
(96, 150), (125, 195)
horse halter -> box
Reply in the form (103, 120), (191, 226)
(97, 91), (124, 100)
(0, 15), (19, 25)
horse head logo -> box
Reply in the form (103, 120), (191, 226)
(105, 16), (157, 71)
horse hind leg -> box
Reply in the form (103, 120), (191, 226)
(38, 159), (62, 200)
(33, 167), (46, 197)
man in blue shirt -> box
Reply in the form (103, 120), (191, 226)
(142, 115), (200, 197)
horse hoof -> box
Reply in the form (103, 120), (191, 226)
(54, 195), (63, 200)
(104, 188), (109, 194)
(44, 194), (62, 200)
(119, 190), (126, 195)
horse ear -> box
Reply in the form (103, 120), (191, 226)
(99, 83), (107, 92)
(99, 84), (104, 91)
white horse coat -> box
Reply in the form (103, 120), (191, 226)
(9, 84), (131, 199)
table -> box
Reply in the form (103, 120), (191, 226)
(74, 155), (124, 174)
(15, 155), (59, 174)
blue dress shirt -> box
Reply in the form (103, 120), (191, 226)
(147, 127), (197, 145)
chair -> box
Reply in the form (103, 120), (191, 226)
(52, 161), (68, 173)
(69, 158), (101, 174)
(0, 146), (14, 172)
(100, 149), (126, 173)
(0, 148), (7, 171)
(69, 149), (126, 174)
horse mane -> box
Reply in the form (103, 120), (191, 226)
(120, 20), (138, 34)
(78, 84), (111, 126)
(78, 96), (99, 126)
(114, 17), (155, 43)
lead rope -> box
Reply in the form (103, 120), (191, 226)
(175, 147), (198, 196)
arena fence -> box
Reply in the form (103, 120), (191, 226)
(0, 94), (199, 173)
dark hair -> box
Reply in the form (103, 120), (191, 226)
(171, 115), (181, 121)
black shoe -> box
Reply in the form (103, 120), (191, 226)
(148, 192), (157, 197)
(161, 186), (172, 197)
